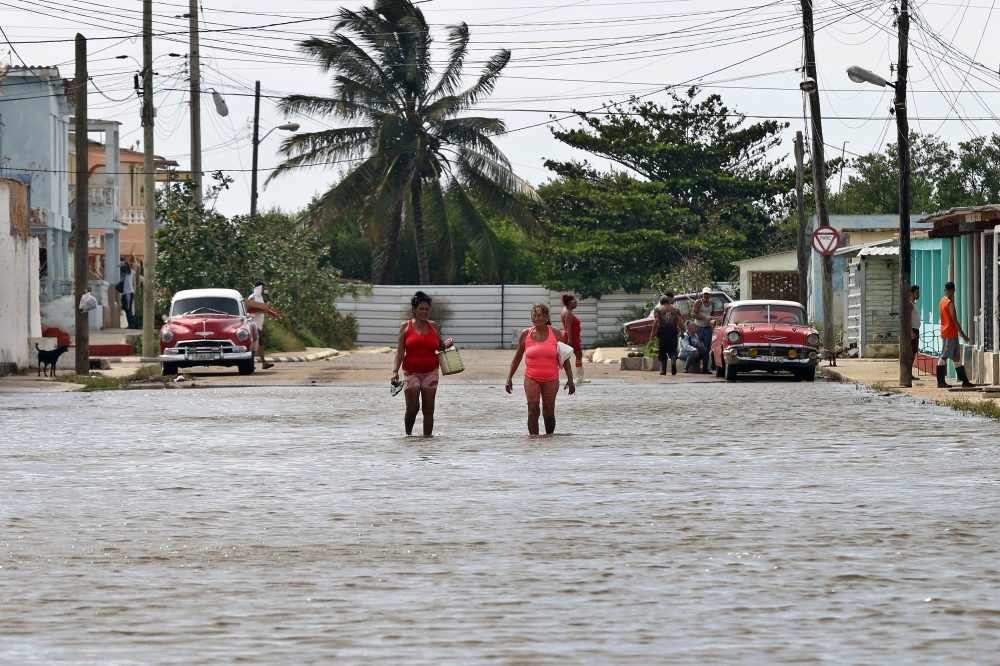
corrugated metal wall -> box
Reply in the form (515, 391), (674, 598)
(863, 257), (900, 347)
(335, 285), (655, 348)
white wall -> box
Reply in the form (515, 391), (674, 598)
(335, 285), (655, 349)
(0, 180), (41, 368)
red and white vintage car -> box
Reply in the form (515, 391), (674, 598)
(158, 288), (259, 376)
(710, 300), (821, 381)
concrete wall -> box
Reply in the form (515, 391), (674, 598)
(335, 285), (656, 349)
(0, 181), (41, 368)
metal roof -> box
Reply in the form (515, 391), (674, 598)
(917, 204), (1000, 225)
(859, 244), (899, 257)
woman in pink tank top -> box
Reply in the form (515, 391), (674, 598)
(506, 302), (576, 435)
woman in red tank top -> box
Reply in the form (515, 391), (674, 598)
(392, 291), (454, 436)
(506, 302), (576, 435)
(561, 294), (587, 384)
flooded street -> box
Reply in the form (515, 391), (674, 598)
(3, 380), (1000, 663)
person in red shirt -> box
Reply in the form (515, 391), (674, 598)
(560, 294), (588, 383)
(937, 281), (972, 388)
(392, 291), (454, 436)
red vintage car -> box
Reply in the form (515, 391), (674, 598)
(158, 288), (259, 376)
(710, 300), (820, 381)
(621, 291), (733, 344)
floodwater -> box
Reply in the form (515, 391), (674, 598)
(2, 380), (1000, 664)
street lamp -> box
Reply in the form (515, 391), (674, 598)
(250, 122), (299, 218)
(847, 0), (913, 387)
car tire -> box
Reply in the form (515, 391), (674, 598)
(237, 359), (255, 375)
(724, 360), (739, 381)
(161, 361), (178, 376)
(713, 355), (724, 377)
(796, 367), (815, 382)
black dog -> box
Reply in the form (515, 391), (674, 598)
(36, 344), (69, 377)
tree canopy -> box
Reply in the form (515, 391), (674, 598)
(270, 0), (541, 285)
(538, 89), (793, 298)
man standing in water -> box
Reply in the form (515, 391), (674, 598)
(247, 280), (275, 370)
(909, 284), (920, 361)
(691, 288), (716, 374)
(650, 292), (683, 375)
(937, 281), (972, 388)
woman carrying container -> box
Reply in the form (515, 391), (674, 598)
(392, 291), (454, 437)
(506, 302), (576, 435)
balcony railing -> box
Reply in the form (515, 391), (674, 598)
(121, 209), (144, 225)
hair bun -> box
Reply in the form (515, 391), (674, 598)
(411, 291), (433, 308)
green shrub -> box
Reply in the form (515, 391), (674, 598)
(50, 374), (124, 390)
(263, 320), (307, 352)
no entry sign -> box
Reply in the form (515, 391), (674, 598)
(811, 225), (841, 256)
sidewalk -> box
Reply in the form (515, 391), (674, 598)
(820, 358), (1000, 403)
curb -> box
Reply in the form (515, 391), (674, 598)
(819, 367), (846, 382)
(267, 349), (339, 363)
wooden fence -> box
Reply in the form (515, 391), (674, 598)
(335, 285), (656, 348)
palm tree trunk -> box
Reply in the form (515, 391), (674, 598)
(411, 178), (431, 285)
(372, 200), (403, 284)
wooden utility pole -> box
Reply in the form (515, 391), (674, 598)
(800, 0), (835, 353)
(142, 0), (156, 357)
(795, 131), (808, 309)
(73, 34), (90, 375)
(189, 0), (202, 204)
(896, 0), (913, 386)
(250, 80), (261, 218)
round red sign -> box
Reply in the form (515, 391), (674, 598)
(811, 226), (841, 256)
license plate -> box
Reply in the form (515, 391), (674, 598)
(189, 352), (219, 361)
(756, 355), (786, 363)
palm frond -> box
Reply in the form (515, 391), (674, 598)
(434, 118), (509, 166)
(298, 35), (400, 107)
(299, 157), (382, 228)
(363, 155), (410, 245)
(426, 22), (469, 101)
(277, 94), (382, 122)
(424, 178), (456, 283)
(449, 50), (510, 114)
(456, 149), (543, 233)
(447, 179), (501, 282)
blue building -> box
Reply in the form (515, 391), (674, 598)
(0, 66), (74, 330)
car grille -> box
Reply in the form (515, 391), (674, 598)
(166, 340), (245, 354)
(736, 345), (814, 358)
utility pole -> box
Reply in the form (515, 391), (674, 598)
(73, 34), (90, 375)
(795, 131), (808, 310)
(896, 0), (913, 387)
(250, 80), (261, 218)
(189, 0), (202, 204)
(799, 0), (835, 354)
(142, 0), (156, 357)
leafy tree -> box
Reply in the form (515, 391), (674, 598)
(269, 0), (541, 285)
(540, 89), (793, 297)
(156, 177), (357, 348)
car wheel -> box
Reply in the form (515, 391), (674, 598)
(237, 359), (255, 375)
(795, 367), (815, 382)
(724, 360), (739, 381)
(713, 354), (724, 377)
(161, 361), (178, 376)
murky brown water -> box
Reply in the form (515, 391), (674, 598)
(3, 381), (1000, 664)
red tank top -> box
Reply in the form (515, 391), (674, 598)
(524, 326), (560, 382)
(563, 315), (581, 347)
(940, 297), (957, 339)
(402, 320), (440, 373)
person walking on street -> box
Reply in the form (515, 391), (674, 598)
(679, 322), (709, 373)
(119, 258), (135, 329)
(691, 288), (716, 373)
(937, 281), (973, 388)
(392, 291), (454, 437)
(909, 284), (921, 361)
(246, 280), (276, 370)
(507, 302), (576, 435)
(650, 292), (683, 375)
(561, 295), (589, 384)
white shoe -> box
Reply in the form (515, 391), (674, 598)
(576, 366), (591, 383)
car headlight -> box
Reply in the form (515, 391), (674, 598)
(236, 328), (250, 342)
(727, 330), (741, 344)
(806, 332), (820, 346)
(161, 330), (174, 343)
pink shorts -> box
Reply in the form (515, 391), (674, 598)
(403, 369), (439, 390)
(524, 377), (559, 407)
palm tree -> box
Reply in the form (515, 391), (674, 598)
(269, 0), (542, 285)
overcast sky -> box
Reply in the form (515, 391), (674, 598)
(3, 0), (1000, 217)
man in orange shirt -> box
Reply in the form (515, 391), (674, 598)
(937, 281), (973, 388)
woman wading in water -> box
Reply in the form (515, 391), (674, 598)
(392, 291), (454, 437)
(506, 302), (576, 435)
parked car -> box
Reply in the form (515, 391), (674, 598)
(621, 291), (733, 344)
(710, 299), (820, 381)
(158, 288), (259, 376)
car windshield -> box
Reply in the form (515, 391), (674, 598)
(728, 304), (805, 325)
(674, 295), (726, 316)
(171, 296), (241, 316)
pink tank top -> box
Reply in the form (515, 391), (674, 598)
(524, 326), (560, 382)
